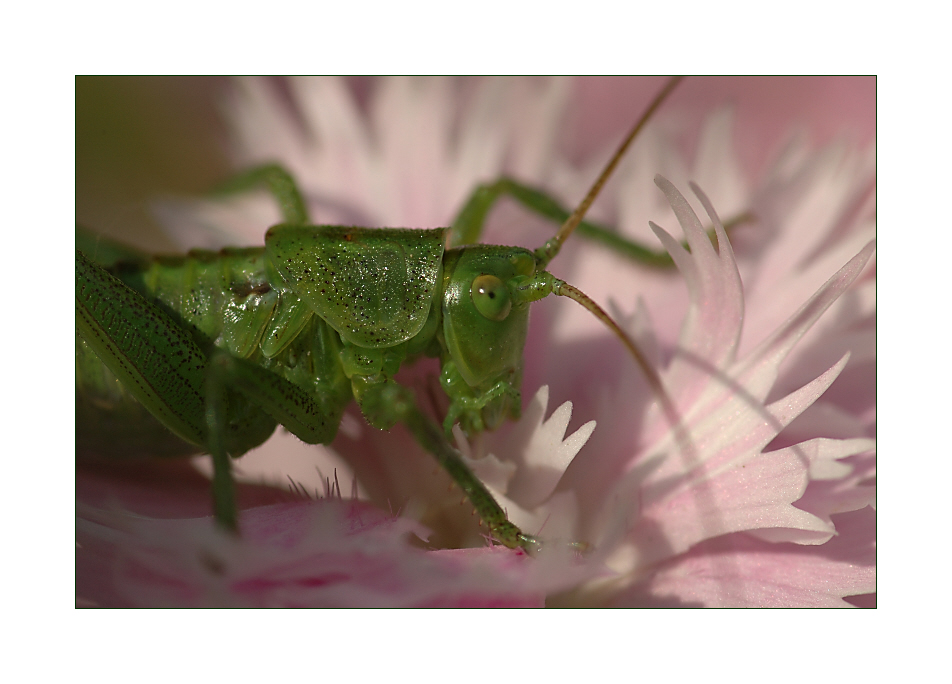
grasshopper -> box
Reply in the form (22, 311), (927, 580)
(76, 77), (686, 551)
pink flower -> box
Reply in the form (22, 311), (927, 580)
(77, 77), (874, 607)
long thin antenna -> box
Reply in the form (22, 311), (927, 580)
(535, 76), (684, 267)
(553, 281), (658, 389)
(525, 76), (695, 470)
(552, 280), (689, 455)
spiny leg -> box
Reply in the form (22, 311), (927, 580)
(358, 378), (537, 552)
(449, 176), (754, 264)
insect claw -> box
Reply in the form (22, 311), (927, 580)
(519, 534), (543, 555)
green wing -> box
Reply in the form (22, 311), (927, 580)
(75, 250), (208, 447)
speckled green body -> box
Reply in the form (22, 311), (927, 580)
(76, 223), (542, 460)
(76, 216), (550, 548)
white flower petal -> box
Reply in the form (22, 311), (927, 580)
(484, 386), (597, 509)
(583, 171), (874, 580)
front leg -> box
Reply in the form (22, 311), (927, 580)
(439, 360), (521, 436)
(358, 379), (537, 552)
(336, 341), (534, 551)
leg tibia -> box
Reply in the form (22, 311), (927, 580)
(360, 380), (537, 551)
(449, 176), (749, 266)
(439, 361), (521, 436)
(211, 164), (310, 226)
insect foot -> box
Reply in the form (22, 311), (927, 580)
(496, 523), (541, 554)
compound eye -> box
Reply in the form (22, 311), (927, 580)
(471, 274), (512, 321)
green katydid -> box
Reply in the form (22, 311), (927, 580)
(76, 76), (691, 551)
